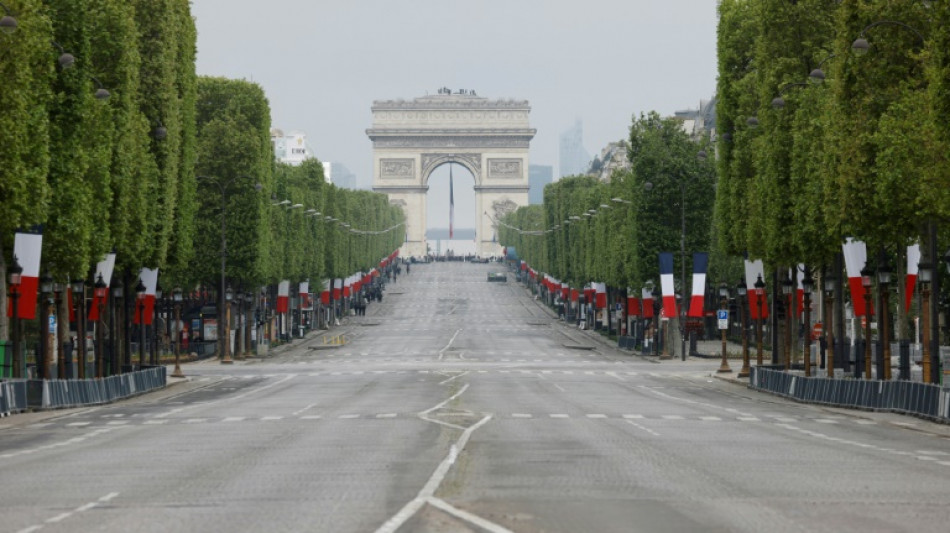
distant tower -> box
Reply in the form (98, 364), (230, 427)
(529, 165), (553, 204)
(559, 119), (590, 178)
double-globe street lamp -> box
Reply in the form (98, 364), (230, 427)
(736, 279), (750, 378)
(171, 287), (185, 378)
(198, 175), (261, 364)
(717, 283), (731, 374)
(7, 256), (22, 378)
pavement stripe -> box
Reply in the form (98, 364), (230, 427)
(586, 414), (607, 419)
(512, 413), (532, 418)
(549, 414), (569, 418)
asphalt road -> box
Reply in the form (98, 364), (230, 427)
(2, 261), (950, 533)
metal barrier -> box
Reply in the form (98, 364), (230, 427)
(1, 380), (28, 416)
(750, 367), (949, 422)
(1, 367), (167, 412)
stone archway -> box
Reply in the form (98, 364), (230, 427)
(367, 91), (536, 257)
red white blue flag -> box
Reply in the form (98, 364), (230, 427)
(687, 252), (707, 318)
(842, 238), (873, 317)
(659, 252), (677, 318)
(449, 164), (454, 239)
(744, 259), (769, 320)
(133, 268), (159, 325)
(906, 243), (920, 312)
(8, 231), (42, 320)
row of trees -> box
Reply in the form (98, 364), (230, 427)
(499, 112), (715, 295)
(1, 2), (404, 343)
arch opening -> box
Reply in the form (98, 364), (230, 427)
(426, 162), (476, 258)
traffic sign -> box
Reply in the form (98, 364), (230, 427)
(717, 309), (728, 330)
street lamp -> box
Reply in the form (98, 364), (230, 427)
(53, 281), (64, 379)
(72, 278), (86, 379)
(823, 269), (836, 378)
(171, 287), (185, 378)
(8, 256), (22, 378)
(860, 264), (873, 379)
(781, 270), (794, 371)
(152, 288), (162, 365)
(222, 285), (234, 364)
(0, 2), (17, 34)
(919, 261), (933, 383)
(136, 277), (146, 368)
(877, 252), (893, 381)
(754, 274), (765, 366)
(652, 284), (662, 358)
(737, 279), (750, 378)
(717, 283), (732, 374)
(40, 273), (54, 379)
(801, 266), (814, 377)
(94, 274), (106, 378)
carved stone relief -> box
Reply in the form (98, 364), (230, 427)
(491, 198), (518, 222)
(380, 158), (414, 178)
(488, 158), (522, 179)
(421, 153), (482, 182)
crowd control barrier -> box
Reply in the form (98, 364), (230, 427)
(1, 367), (166, 413)
(749, 366), (949, 422)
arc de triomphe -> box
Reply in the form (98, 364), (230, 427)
(367, 92), (536, 257)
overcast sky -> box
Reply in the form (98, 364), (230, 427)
(192, 0), (719, 230)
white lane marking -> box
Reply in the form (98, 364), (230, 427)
(375, 415), (493, 533)
(427, 497), (514, 533)
(662, 415), (684, 420)
(512, 413), (532, 418)
(550, 414), (569, 418)
(376, 413), (397, 419)
(737, 417), (760, 422)
(182, 418), (207, 424)
(439, 371), (469, 385)
(586, 414), (607, 419)
(155, 374), (297, 419)
(338, 414), (359, 419)
(625, 419), (660, 436)
(814, 419), (838, 424)
(67, 422), (91, 427)
(19, 492), (119, 533)
(292, 403), (318, 416)
(622, 414), (644, 419)
(854, 420), (877, 425)
(143, 420), (168, 425)
(438, 329), (462, 360)
(699, 416), (722, 421)
(222, 417), (245, 422)
(299, 415), (322, 420)
(261, 416), (283, 421)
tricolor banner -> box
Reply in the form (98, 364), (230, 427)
(277, 280), (290, 313)
(333, 279), (343, 300)
(7, 232), (43, 320)
(132, 268), (159, 325)
(627, 291), (641, 318)
(687, 252), (708, 318)
(641, 287), (654, 319)
(659, 252), (677, 318)
(794, 265), (805, 317)
(570, 289), (579, 303)
(593, 283), (607, 308)
(906, 243), (920, 312)
(88, 252), (117, 321)
(321, 279), (331, 305)
(842, 238), (872, 317)
(744, 259), (769, 320)
(561, 282), (569, 300)
(300, 281), (310, 310)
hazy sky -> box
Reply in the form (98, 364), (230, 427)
(191, 0), (719, 229)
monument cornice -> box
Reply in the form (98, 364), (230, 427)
(372, 95), (531, 111)
(366, 128), (537, 138)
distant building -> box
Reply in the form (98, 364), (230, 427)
(558, 119), (590, 178)
(588, 141), (629, 182)
(330, 163), (357, 190)
(271, 129), (315, 166)
(322, 162), (332, 185)
(529, 165), (552, 204)
(672, 96), (717, 141)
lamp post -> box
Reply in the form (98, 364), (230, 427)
(94, 274), (106, 378)
(53, 281), (64, 379)
(233, 292), (244, 361)
(221, 286), (234, 364)
(877, 252), (892, 381)
(152, 288), (161, 365)
(823, 269), (836, 378)
(717, 283), (732, 374)
(40, 274), (53, 379)
(0, 2), (17, 34)
(650, 283), (661, 357)
(781, 270), (794, 371)
(8, 256), (22, 378)
(737, 279), (750, 378)
(171, 287), (185, 378)
(111, 282), (123, 374)
(135, 278), (146, 368)
(754, 274), (765, 366)
(801, 266), (814, 377)
(860, 264), (873, 380)
(72, 279), (86, 379)
(919, 261), (933, 383)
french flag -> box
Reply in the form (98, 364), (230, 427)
(333, 279), (343, 300)
(794, 265), (805, 317)
(570, 289), (579, 303)
(299, 281), (310, 309)
(88, 252), (117, 321)
(277, 280), (290, 313)
(8, 232), (43, 320)
(561, 283), (569, 300)
(321, 279), (331, 305)
(842, 238), (873, 317)
(687, 252), (707, 318)
(905, 243), (920, 312)
(133, 268), (159, 325)
(659, 252), (677, 318)
(641, 287), (654, 319)
(627, 292), (641, 318)
(593, 282), (607, 308)
(744, 259), (769, 320)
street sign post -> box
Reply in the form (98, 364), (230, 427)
(717, 309), (728, 330)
